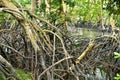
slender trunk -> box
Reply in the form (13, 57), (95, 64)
(37, 0), (42, 9)
(31, 0), (37, 14)
(110, 14), (116, 34)
(60, 0), (67, 29)
(45, 0), (51, 14)
(100, 0), (104, 29)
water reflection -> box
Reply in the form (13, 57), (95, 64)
(70, 28), (102, 39)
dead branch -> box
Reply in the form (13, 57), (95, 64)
(0, 55), (17, 78)
(76, 40), (95, 63)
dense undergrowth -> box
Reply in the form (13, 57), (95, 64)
(0, 0), (120, 80)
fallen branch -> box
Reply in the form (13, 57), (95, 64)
(76, 40), (95, 63)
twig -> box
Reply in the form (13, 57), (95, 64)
(0, 55), (17, 77)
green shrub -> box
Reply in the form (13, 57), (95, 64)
(15, 68), (32, 80)
(114, 52), (120, 80)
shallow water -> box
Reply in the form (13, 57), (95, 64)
(71, 28), (101, 38)
(69, 27), (113, 39)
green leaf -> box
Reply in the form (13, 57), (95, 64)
(114, 52), (120, 58)
(114, 73), (120, 80)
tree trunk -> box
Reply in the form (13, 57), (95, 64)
(31, 0), (37, 14)
(45, 0), (51, 14)
(60, 0), (67, 29)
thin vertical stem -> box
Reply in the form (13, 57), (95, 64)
(100, 0), (103, 29)
(52, 34), (56, 80)
(31, 0), (37, 14)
